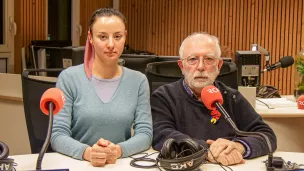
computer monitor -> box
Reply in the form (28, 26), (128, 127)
(30, 40), (72, 47)
(235, 51), (261, 87)
(32, 46), (85, 69)
(61, 46), (85, 66)
(29, 40), (72, 69)
(31, 46), (62, 69)
(58, 47), (156, 73)
(27, 46), (63, 77)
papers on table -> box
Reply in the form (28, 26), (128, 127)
(256, 98), (297, 108)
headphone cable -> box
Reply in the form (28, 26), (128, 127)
(129, 149), (233, 171)
(256, 98), (274, 109)
(207, 148), (233, 171)
(129, 152), (162, 169)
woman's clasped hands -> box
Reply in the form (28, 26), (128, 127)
(83, 138), (122, 167)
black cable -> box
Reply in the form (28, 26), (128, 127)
(207, 148), (233, 171)
(176, 149), (193, 158)
(129, 152), (160, 169)
(129, 149), (234, 171)
(285, 160), (304, 170)
(256, 98), (274, 109)
(13, 162), (18, 171)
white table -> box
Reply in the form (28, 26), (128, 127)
(255, 99), (304, 118)
(254, 97), (304, 153)
(10, 151), (304, 171)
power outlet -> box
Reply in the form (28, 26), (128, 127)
(62, 58), (72, 68)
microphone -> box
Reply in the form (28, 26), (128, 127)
(262, 56), (294, 72)
(297, 95), (304, 110)
(201, 85), (277, 171)
(36, 88), (66, 171)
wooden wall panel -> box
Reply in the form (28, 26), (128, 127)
(79, 0), (113, 46)
(120, 0), (304, 95)
(14, 0), (47, 74)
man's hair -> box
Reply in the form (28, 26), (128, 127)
(89, 8), (127, 35)
(178, 32), (221, 59)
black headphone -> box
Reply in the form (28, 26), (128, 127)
(156, 138), (207, 171)
(0, 141), (15, 171)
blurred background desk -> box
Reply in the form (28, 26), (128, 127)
(255, 96), (304, 152)
(11, 151), (304, 171)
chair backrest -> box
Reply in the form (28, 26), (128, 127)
(145, 61), (238, 94)
(145, 61), (182, 94)
(21, 68), (63, 154)
(120, 54), (158, 74)
(216, 61), (238, 90)
(157, 56), (180, 62)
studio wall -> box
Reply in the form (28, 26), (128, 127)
(120, 0), (304, 95)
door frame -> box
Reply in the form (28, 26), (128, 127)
(0, 0), (14, 52)
(0, 0), (15, 73)
(72, 0), (80, 46)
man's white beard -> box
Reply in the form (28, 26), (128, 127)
(184, 68), (220, 90)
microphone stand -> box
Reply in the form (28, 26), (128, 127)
(36, 102), (54, 170)
(214, 103), (275, 171)
(265, 55), (271, 72)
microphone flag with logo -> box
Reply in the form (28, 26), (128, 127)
(297, 95), (304, 110)
(201, 85), (223, 124)
(36, 88), (69, 171)
(40, 88), (65, 115)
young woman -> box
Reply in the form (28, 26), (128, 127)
(51, 8), (152, 167)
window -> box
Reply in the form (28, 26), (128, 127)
(0, 0), (4, 45)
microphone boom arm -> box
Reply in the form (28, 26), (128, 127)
(36, 102), (54, 170)
(215, 103), (274, 168)
(252, 44), (271, 73)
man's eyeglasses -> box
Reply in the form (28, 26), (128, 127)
(182, 55), (219, 66)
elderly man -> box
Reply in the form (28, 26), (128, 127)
(151, 32), (277, 166)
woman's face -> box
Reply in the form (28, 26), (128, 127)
(89, 15), (126, 64)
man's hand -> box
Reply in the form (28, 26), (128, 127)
(206, 138), (246, 166)
(208, 149), (245, 166)
(207, 138), (245, 158)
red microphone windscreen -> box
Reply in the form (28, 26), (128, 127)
(40, 88), (65, 115)
(297, 95), (304, 110)
(201, 85), (223, 110)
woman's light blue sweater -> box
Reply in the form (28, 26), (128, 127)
(50, 64), (152, 160)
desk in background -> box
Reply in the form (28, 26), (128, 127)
(11, 151), (304, 171)
(0, 56), (8, 73)
(255, 96), (304, 153)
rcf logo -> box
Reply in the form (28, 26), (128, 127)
(170, 160), (193, 170)
(297, 95), (304, 109)
(298, 101), (304, 105)
(207, 88), (219, 94)
(61, 92), (65, 103)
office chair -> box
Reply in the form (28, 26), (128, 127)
(120, 54), (158, 74)
(156, 56), (233, 62)
(216, 61), (238, 90)
(156, 56), (180, 62)
(21, 68), (63, 154)
(145, 61), (182, 94)
(145, 61), (238, 94)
